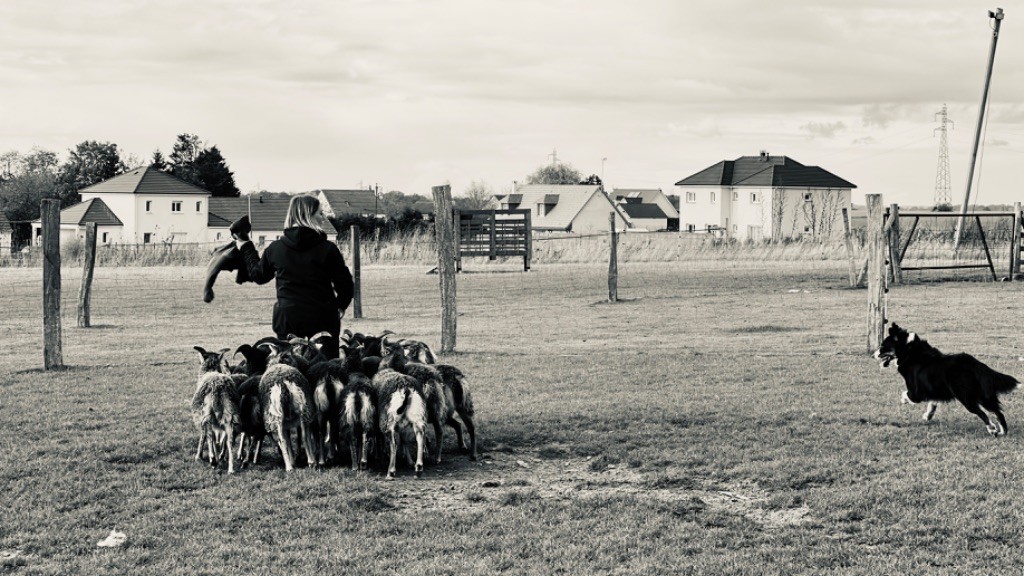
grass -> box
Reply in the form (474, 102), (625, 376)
(1, 261), (1024, 574)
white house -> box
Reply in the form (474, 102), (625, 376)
(33, 165), (212, 246)
(0, 212), (14, 252)
(611, 189), (679, 231)
(674, 152), (856, 241)
(490, 184), (629, 233)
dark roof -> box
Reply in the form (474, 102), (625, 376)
(675, 155), (856, 189)
(619, 203), (668, 219)
(56, 198), (124, 226)
(208, 194), (292, 231)
(80, 165), (211, 195)
(317, 189), (379, 215)
(505, 194), (523, 204)
(541, 194), (560, 204)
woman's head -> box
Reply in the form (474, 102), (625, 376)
(284, 195), (325, 232)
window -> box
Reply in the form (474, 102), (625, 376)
(216, 232), (222, 240)
(732, 191), (738, 201)
(171, 201), (182, 213)
(257, 235), (266, 245)
(196, 201), (202, 212)
(143, 233), (152, 244)
(686, 192), (696, 203)
(803, 192), (813, 203)
(710, 191), (717, 203)
(803, 225), (813, 236)
(145, 201), (152, 212)
(750, 192), (761, 204)
(101, 232), (108, 243)
(686, 224), (695, 233)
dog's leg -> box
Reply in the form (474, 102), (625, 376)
(960, 402), (997, 436)
(980, 399), (1008, 437)
(922, 402), (938, 421)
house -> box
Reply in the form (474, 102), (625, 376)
(490, 184), (629, 233)
(31, 198), (125, 247)
(611, 188), (679, 231)
(207, 194), (292, 246)
(316, 189), (381, 218)
(674, 152), (856, 241)
(33, 165), (211, 245)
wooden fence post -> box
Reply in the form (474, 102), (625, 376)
(523, 209), (532, 271)
(42, 199), (63, 369)
(488, 210), (496, 261)
(432, 185), (457, 353)
(841, 207), (858, 287)
(454, 209), (462, 273)
(1011, 201), (1021, 280)
(349, 225), (362, 319)
(866, 195), (886, 353)
(887, 203), (903, 285)
(608, 212), (618, 302)
(77, 222), (97, 328)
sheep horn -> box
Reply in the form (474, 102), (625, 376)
(253, 336), (289, 348)
(193, 346), (209, 355)
(310, 331), (333, 343)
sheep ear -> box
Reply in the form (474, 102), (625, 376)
(194, 346), (209, 355)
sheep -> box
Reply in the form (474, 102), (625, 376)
(234, 374), (265, 466)
(434, 364), (477, 461)
(259, 350), (317, 471)
(340, 378), (378, 471)
(193, 346), (232, 377)
(372, 368), (428, 479)
(379, 338), (454, 466)
(191, 347), (240, 474)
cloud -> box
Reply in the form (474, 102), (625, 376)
(801, 121), (846, 139)
(986, 139), (1009, 147)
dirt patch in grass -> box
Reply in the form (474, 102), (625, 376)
(379, 447), (813, 529)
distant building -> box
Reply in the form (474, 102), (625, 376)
(611, 188), (679, 231)
(0, 212), (14, 251)
(316, 189), (381, 218)
(490, 184), (628, 233)
(674, 152), (856, 241)
(207, 194), (292, 245)
(32, 165), (210, 245)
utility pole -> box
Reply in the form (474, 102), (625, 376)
(601, 157), (607, 183)
(953, 7), (1004, 250)
(933, 104), (954, 208)
(374, 183), (379, 216)
(548, 148), (558, 166)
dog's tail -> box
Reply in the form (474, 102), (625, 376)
(994, 371), (1020, 395)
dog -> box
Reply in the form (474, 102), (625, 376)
(874, 323), (1019, 436)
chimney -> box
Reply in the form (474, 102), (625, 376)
(759, 150), (769, 161)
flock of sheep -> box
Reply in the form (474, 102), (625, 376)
(190, 330), (477, 478)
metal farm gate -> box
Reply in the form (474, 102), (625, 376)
(454, 209), (532, 271)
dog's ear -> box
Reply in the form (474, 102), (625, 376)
(907, 332), (919, 343)
(888, 323), (901, 335)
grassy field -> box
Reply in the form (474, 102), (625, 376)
(1, 260), (1023, 574)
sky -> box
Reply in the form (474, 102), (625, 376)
(1, 0), (1022, 207)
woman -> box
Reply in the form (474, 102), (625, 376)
(234, 195), (353, 359)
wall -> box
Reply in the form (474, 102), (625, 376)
(675, 185), (727, 232)
(571, 193), (629, 234)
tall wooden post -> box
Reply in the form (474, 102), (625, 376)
(1011, 202), (1021, 279)
(488, 210), (497, 261)
(866, 195), (886, 353)
(841, 207), (858, 287)
(454, 209), (462, 272)
(523, 209), (532, 271)
(349, 225), (362, 319)
(432, 185), (457, 353)
(608, 212), (618, 302)
(77, 222), (97, 327)
(41, 199), (63, 369)
(887, 203), (903, 285)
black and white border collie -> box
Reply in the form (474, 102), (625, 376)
(874, 323), (1019, 436)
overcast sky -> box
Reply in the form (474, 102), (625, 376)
(1, 0), (1021, 206)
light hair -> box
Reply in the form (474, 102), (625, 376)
(284, 195), (325, 232)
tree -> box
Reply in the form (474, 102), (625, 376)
(0, 148), (58, 223)
(579, 174), (602, 186)
(378, 190), (429, 217)
(169, 133), (204, 185)
(54, 140), (128, 207)
(524, 163), (583, 185)
(192, 146), (240, 197)
(151, 149), (170, 172)
(455, 180), (494, 210)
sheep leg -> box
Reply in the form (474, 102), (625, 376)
(300, 422), (319, 469)
(413, 424), (425, 478)
(349, 424), (360, 471)
(206, 427), (218, 467)
(387, 427), (399, 479)
(360, 427), (372, 471)
(252, 438), (262, 464)
(237, 432), (247, 463)
(446, 416), (466, 451)
(459, 412), (477, 461)
(432, 420), (444, 464)
(195, 432), (205, 461)
(277, 427), (295, 472)
(225, 423), (235, 474)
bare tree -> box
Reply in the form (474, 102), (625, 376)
(455, 180), (494, 210)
